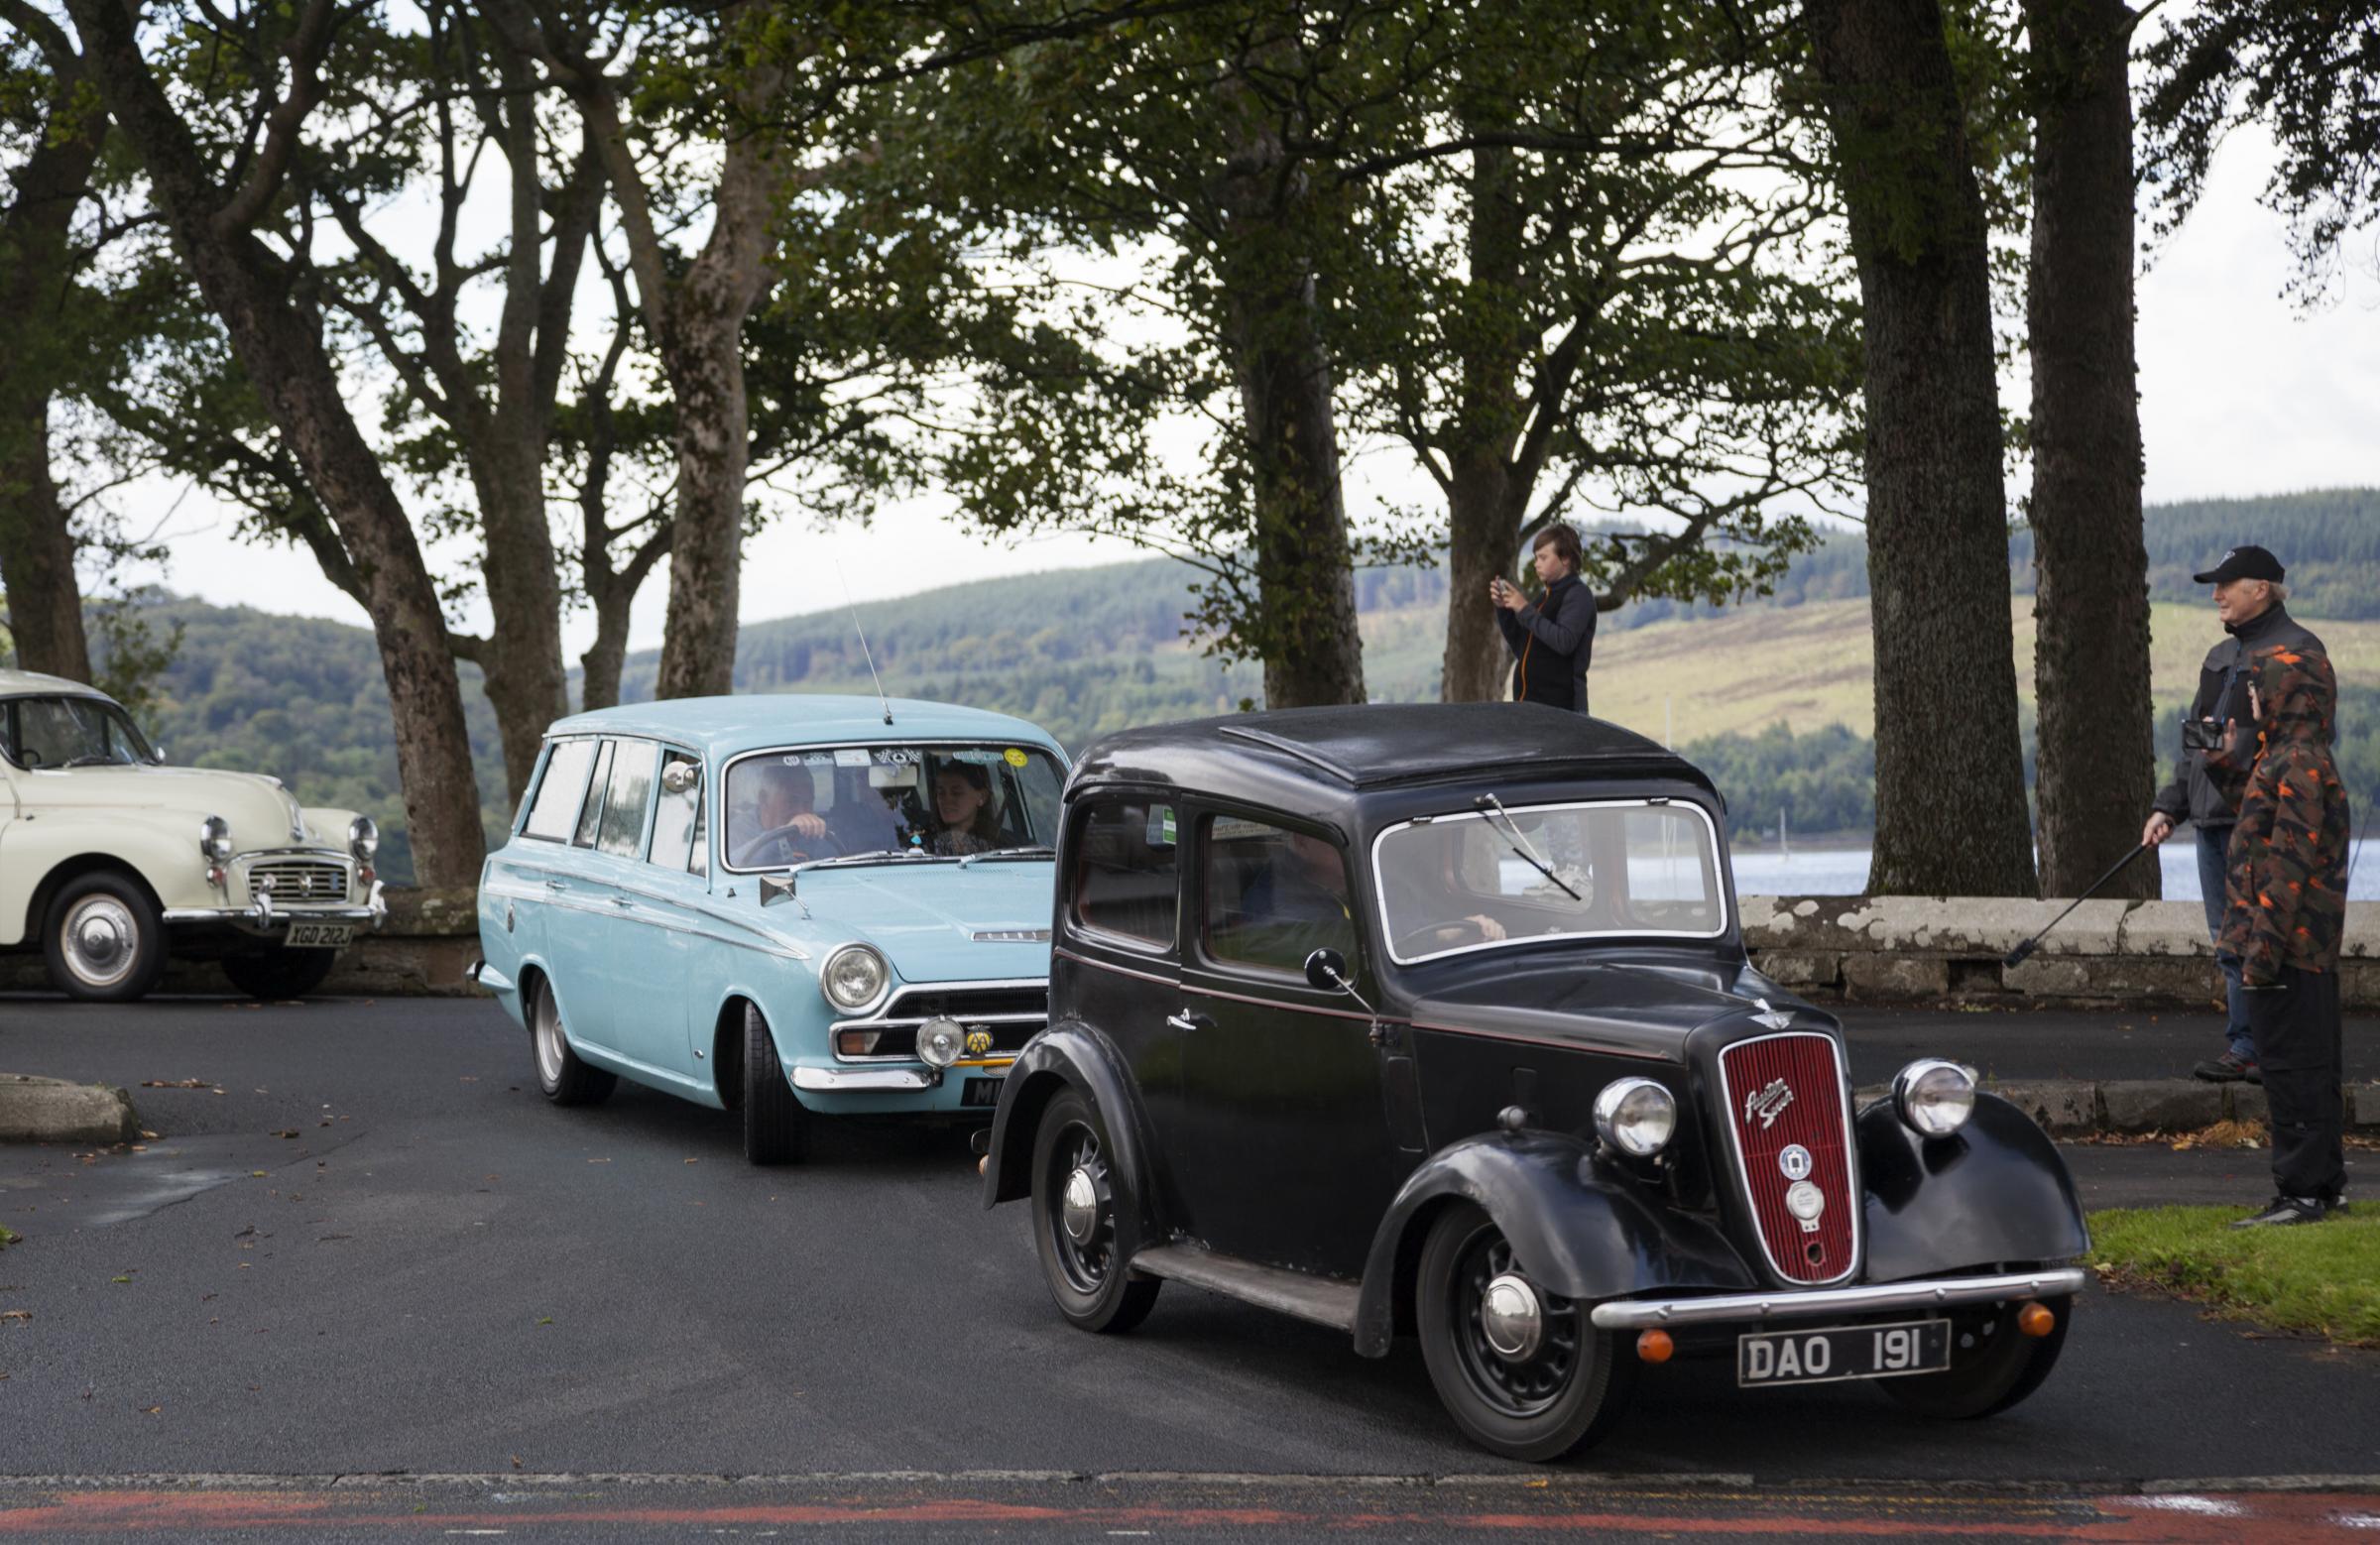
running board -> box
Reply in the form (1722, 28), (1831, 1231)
(1129, 1243), (1361, 1333)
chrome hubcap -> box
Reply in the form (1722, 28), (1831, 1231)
(61, 897), (138, 987)
(535, 991), (566, 1085)
(1061, 1166), (1100, 1244)
(1480, 1272), (1544, 1361)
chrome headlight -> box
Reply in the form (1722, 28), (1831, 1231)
(1593, 1076), (1677, 1157)
(915, 1015), (965, 1069)
(819, 944), (891, 1013)
(1893, 1058), (1976, 1137)
(199, 815), (233, 863)
(348, 815), (380, 861)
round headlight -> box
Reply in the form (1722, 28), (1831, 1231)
(348, 815), (379, 860)
(1593, 1076), (1677, 1157)
(915, 1015), (966, 1069)
(1893, 1058), (1976, 1137)
(819, 944), (891, 1013)
(199, 815), (233, 863)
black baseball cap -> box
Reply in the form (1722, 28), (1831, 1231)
(2192, 544), (2285, 584)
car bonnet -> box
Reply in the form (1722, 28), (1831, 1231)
(788, 860), (1056, 981)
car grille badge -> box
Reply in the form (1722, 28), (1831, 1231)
(1751, 998), (1794, 1031)
(1744, 1078), (1795, 1130)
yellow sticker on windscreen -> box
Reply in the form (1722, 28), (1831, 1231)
(1004, 748), (1028, 767)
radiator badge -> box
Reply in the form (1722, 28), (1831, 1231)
(1744, 1078), (1795, 1131)
(1778, 1143), (1813, 1181)
(964, 1028), (994, 1056)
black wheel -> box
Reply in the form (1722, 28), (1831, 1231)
(530, 976), (616, 1107)
(43, 873), (167, 1003)
(1415, 1202), (1632, 1462)
(1880, 1295), (2070, 1419)
(1029, 1088), (1159, 1333)
(741, 1004), (810, 1165)
(221, 949), (338, 1001)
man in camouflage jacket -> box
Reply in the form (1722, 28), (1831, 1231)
(2218, 641), (2352, 1226)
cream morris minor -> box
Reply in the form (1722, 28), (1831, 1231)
(0, 668), (386, 1002)
(470, 695), (1069, 1163)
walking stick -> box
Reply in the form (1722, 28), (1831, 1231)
(2001, 843), (2154, 969)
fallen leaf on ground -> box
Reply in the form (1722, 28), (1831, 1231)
(1, 1310), (31, 1323)
(271, 1130), (298, 1139)
(140, 1080), (213, 1090)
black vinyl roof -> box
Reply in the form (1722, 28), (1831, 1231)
(1071, 703), (1710, 804)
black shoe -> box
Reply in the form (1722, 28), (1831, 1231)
(2193, 1051), (2261, 1084)
(2230, 1195), (2328, 1229)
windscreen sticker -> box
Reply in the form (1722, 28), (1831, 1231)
(952, 749), (1007, 765)
(1004, 748), (1029, 768)
(833, 748), (872, 768)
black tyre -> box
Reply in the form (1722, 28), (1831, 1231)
(1880, 1295), (2071, 1420)
(43, 873), (167, 1004)
(1029, 1087), (1160, 1334)
(1415, 1202), (1632, 1462)
(221, 949), (338, 1001)
(741, 1005), (810, 1165)
(530, 976), (616, 1107)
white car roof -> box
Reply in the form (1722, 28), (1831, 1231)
(0, 668), (114, 702)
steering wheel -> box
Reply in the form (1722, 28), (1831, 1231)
(732, 823), (848, 869)
(1395, 918), (1494, 956)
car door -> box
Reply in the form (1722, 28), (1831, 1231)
(574, 737), (665, 1068)
(608, 746), (712, 1085)
(500, 735), (603, 1010)
(1176, 810), (1409, 1277)
(1054, 793), (1193, 1223)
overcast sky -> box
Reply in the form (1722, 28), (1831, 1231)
(120, 120), (2380, 660)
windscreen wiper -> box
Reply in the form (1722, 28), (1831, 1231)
(1474, 794), (1582, 901)
(957, 845), (1057, 869)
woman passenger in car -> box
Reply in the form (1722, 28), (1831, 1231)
(932, 763), (1003, 856)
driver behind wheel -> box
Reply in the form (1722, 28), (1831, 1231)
(731, 762), (831, 867)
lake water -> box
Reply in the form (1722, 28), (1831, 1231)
(1729, 840), (2380, 901)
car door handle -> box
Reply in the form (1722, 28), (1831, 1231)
(542, 880), (566, 892)
(609, 894), (632, 908)
(1166, 1010), (1215, 1034)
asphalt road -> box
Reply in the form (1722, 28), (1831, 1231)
(0, 995), (2374, 1528)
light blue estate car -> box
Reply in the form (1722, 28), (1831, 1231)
(470, 695), (1069, 1162)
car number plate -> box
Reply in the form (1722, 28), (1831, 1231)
(961, 1075), (1007, 1108)
(1737, 1318), (1950, 1388)
(283, 923), (354, 949)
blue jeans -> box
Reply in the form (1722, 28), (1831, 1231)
(2196, 824), (2253, 1059)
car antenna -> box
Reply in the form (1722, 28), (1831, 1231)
(836, 558), (893, 726)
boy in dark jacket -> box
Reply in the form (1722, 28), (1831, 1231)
(2219, 642), (2352, 1226)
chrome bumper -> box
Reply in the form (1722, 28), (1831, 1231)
(466, 959), (514, 994)
(791, 1065), (939, 1092)
(1587, 1267), (2088, 1331)
(164, 880), (388, 936)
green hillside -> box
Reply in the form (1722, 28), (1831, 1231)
(9, 488), (2371, 877)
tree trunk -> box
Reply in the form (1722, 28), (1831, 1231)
(2025, 0), (2156, 899)
(1441, 458), (1522, 702)
(652, 294), (753, 701)
(1804, 0), (2038, 897)
(0, 403), (92, 681)
(579, 581), (636, 713)
(67, 0), (487, 886)
(469, 445), (568, 801)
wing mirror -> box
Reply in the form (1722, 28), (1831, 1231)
(661, 761), (700, 795)
(1302, 948), (1376, 1015)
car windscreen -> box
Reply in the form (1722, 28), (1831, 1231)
(3, 696), (158, 770)
(1371, 799), (1726, 963)
(722, 743), (1066, 871)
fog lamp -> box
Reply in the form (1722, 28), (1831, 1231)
(1892, 1058), (1976, 1137)
(1593, 1077), (1677, 1157)
(916, 1016), (966, 1069)
(818, 944), (891, 1013)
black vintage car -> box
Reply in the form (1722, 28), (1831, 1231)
(980, 704), (2089, 1460)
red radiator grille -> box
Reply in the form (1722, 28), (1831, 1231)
(1718, 1031), (1859, 1285)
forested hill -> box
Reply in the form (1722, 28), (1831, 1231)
(27, 487), (2377, 881)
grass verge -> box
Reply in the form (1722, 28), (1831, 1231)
(2089, 1205), (2380, 1346)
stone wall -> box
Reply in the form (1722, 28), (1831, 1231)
(1745, 895), (2380, 1010)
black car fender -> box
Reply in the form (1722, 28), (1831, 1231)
(1856, 1091), (2091, 1280)
(1352, 1129), (1757, 1358)
(981, 1021), (1163, 1256)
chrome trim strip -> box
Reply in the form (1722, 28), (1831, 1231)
(487, 857), (808, 960)
(1587, 1268), (2088, 1330)
(972, 927), (1052, 942)
(1715, 1029), (1863, 1288)
(829, 978), (1050, 1062)
(163, 905), (381, 923)
(790, 1065), (939, 1092)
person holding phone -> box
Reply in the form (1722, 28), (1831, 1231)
(1492, 524), (1599, 713)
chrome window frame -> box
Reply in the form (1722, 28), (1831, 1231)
(1369, 795), (1730, 967)
(715, 739), (1069, 877)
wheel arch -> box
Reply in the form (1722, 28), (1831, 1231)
(1857, 1094), (2092, 1279)
(982, 1021), (1161, 1258)
(711, 994), (759, 1112)
(22, 856), (168, 946)
(1353, 1129), (1757, 1359)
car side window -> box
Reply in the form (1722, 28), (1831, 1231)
(1071, 798), (1178, 948)
(650, 752), (704, 873)
(1203, 815), (1359, 976)
(522, 739), (599, 842)
(572, 740), (617, 848)
(594, 740), (658, 858)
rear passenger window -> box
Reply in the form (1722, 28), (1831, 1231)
(650, 752), (704, 873)
(522, 739), (598, 842)
(572, 741), (617, 848)
(594, 741), (657, 858)
(1071, 799), (1178, 947)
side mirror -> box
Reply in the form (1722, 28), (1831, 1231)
(1303, 948), (1350, 994)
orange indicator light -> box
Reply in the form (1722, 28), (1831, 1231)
(2017, 1302), (2056, 1339)
(1636, 1330), (1675, 1364)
